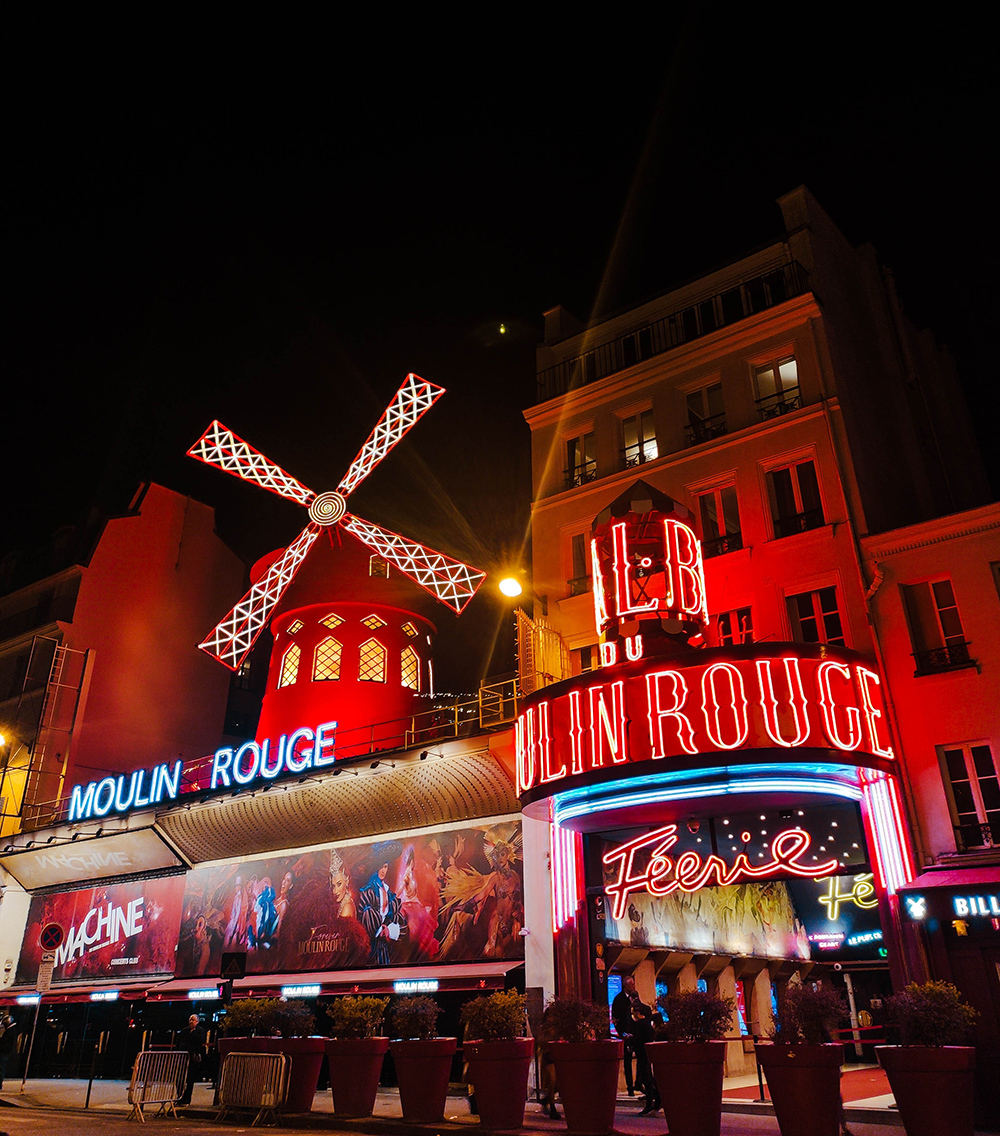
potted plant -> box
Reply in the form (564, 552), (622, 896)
(388, 995), (456, 1123)
(324, 995), (390, 1118)
(876, 980), (977, 1136)
(461, 991), (532, 1130)
(218, 997), (325, 1113)
(754, 981), (847, 1136)
(540, 996), (622, 1136)
(647, 990), (734, 1136)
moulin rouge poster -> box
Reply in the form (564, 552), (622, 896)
(175, 820), (524, 977)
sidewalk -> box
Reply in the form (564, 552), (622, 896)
(0, 1070), (909, 1134)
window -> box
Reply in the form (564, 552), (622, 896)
(401, 646), (420, 690)
(685, 383), (727, 446)
(621, 410), (657, 468)
(568, 533), (591, 596)
(358, 638), (386, 682)
(565, 432), (597, 488)
(901, 580), (972, 674)
(401, 621), (419, 638)
(320, 612), (344, 630)
(941, 743), (1000, 850)
(313, 637), (342, 681)
(278, 644), (300, 687)
(713, 607), (753, 646)
(767, 460), (823, 537)
(361, 614), (386, 630)
(369, 555), (389, 578)
(286, 619), (304, 634)
(574, 645), (596, 674)
(787, 586), (845, 646)
(754, 355), (799, 419)
(696, 486), (742, 558)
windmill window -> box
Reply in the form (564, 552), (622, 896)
(370, 555), (389, 578)
(401, 646), (420, 690)
(278, 644), (300, 687)
(401, 622), (419, 638)
(358, 638), (387, 682)
(320, 613), (344, 630)
(362, 614), (387, 630)
(313, 637), (343, 681)
(286, 619), (304, 634)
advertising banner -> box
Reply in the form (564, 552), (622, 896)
(15, 875), (185, 985)
(176, 820), (524, 977)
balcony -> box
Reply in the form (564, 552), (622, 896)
(685, 412), (729, 448)
(621, 443), (658, 469)
(537, 261), (810, 402)
(955, 819), (996, 852)
(564, 462), (598, 490)
(756, 388), (801, 421)
(773, 508), (824, 539)
(702, 532), (743, 559)
(913, 641), (975, 677)
(567, 575), (592, 597)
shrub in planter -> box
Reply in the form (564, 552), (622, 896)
(648, 991), (734, 1136)
(324, 996), (390, 1118)
(462, 992), (532, 1130)
(541, 997), (621, 1136)
(218, 998), (325, 1113)
(755, 982), (848, 1136)
(388, 996), (456, 1123)
(877, 981), (978, 1136)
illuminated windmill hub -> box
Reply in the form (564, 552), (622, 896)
(308, 491), (347, 526)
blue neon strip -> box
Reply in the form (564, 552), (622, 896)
(552, 763), (862, 826)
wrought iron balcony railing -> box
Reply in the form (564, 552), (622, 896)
(568, 575), (592, 597)
(702, 532), (743, 559)
(537, 261), (810, 402)
(621, 444), (658, 469)
(756, 388), (801, 421)
(564, 463), (598, 489)
(773, 508), (824, 539)
(914, 641), (974, 676)
(955, 819), (996, 851)
(685, 413), (729, 448)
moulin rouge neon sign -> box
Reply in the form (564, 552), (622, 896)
(603, 824), (840, 919)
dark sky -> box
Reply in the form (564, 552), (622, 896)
(6, 14), (997, 683)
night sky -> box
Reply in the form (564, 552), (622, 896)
(7, 16), (997, 686)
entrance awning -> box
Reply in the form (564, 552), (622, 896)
(898, 865), (1000, 890)
(0, 977), (159, 1004)
(146, 961), (523, 1000)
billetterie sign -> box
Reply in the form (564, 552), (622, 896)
(68, 719), (337, 821)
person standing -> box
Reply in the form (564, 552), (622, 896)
(611, 975), (640, 1095)
(178, 1014), (206, 1106)
(0, 1012), (18, 1089)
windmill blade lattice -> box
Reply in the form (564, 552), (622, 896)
(189, 374), (485, 671)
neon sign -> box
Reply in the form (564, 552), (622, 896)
(602, 823), (840, 919)
(954, 895), (1000, 917)
(818, 873), (878, 920)
(68, 761), (182, 822)
(210, 720), (338, 788)
(516, 649), (895, 797)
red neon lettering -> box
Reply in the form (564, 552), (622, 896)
(817, 661), (862, 750)
(534, 701), (563, 784)
(855, 666), (893, 759)
(567, 689), (586, 775)
(625, 634), (643, 661)
(588, 681), (629, 767)
(756, 657), (811, 747)
(599, 640), (618, 667)
(645, 669), (697, 757)
(602, 824), (841, 919)
(591, 537), (610, 633)
(612, 522), (658, 618)
(664, 518), (707, 619)
(515, 713), (534, 794)
(701, 662), (749, 749)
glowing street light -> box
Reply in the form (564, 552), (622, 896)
(498, 577), (523, 598)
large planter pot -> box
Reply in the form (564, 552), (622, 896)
(647, 1040), (726, 1136)
(217, 1036), (327, 1113)
(549, 1039), (623, 1136)
(465, 1038), (534, 1130)
(876, 1045), (976, 1136)
(389, 1037), (458, 1123)
(754, 1042), (843, 1136)
(325, 1036), (389, 1118)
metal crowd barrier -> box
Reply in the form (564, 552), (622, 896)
(216, 1051), (289, 1127)
(127, 1048), (189, 1122)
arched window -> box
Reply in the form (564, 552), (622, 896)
(401, 646), (420, 690)
(358, 638), (386, 682)
(313, 637), (342, 681)
(278, 643), (300, 687)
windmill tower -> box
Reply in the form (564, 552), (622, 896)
(189, 374), (486, 755)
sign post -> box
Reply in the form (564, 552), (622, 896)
(21, 928), (61, 1094)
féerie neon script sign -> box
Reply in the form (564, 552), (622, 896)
(603, 823), (840, 919)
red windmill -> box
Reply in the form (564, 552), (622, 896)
(188, 374), (487, 746)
